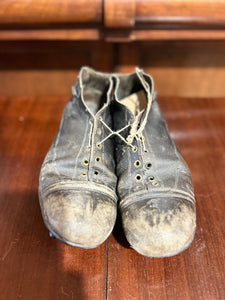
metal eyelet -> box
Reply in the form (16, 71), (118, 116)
(148, 176), (154, 181)
(134, 160), (141, 167)
(135, 174), (142, 181)
(146, 163), (152, 169)
(96, 156), (101, 162)
(132, 146), (137, 153)
(83, 159), (89, 166)
(81, 172), (87, 177)
(97, 143), (102, 149)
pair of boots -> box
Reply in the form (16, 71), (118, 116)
(39, 67), (196, 257)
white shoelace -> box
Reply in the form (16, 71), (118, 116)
(97, 68), (153, 152)
(98, 116), (148, 152)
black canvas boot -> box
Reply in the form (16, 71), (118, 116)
(39, 67), (117, 248)
(112, 68), (196, 257)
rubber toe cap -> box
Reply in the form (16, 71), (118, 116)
(121, 197), (196, 257)
(42, 189), (117, 248)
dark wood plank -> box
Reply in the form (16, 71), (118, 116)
(117, 41), (225, 98)
(0, 29), (101, 41)
(1, 96), (225, 300)
(0, 97), (107, 300)
(0, 41), (114, 97)
(2, 40), (225, 98)
(107, 97), (225, 300)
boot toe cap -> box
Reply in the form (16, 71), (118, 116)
(121, 197), (196, 257)
(41, 189), (117, 248)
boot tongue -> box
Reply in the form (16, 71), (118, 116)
(114, 69), (154, 145)
(119, 71), (153, 146)
(120, 90), (147, 116)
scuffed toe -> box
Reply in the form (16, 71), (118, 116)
(41, 189), (117, 248)
(121, 197), (196, 257)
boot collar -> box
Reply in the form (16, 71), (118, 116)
(72, 66), (113, 119)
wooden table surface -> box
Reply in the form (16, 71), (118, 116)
(0, 96), (224, 300)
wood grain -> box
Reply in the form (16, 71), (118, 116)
(2, 28), (225, 41)
(0, 41), (114, 97)
(107, 97), (225, 300)
(3, 28), (225, 41)
(104, 0), (136, 28)
(0, 96), (225, 299)
(136, 0), (225, 27)
(0, 0), (102, 27)
(1, 0), (225, 41)
(0, 29), (101, 41)
(105, 29), (225, 42)
(117, 41), (225, 98)
(2, 0), (224, 29)
(1, 40), (225, 98)
(0, 96), (107, 300)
